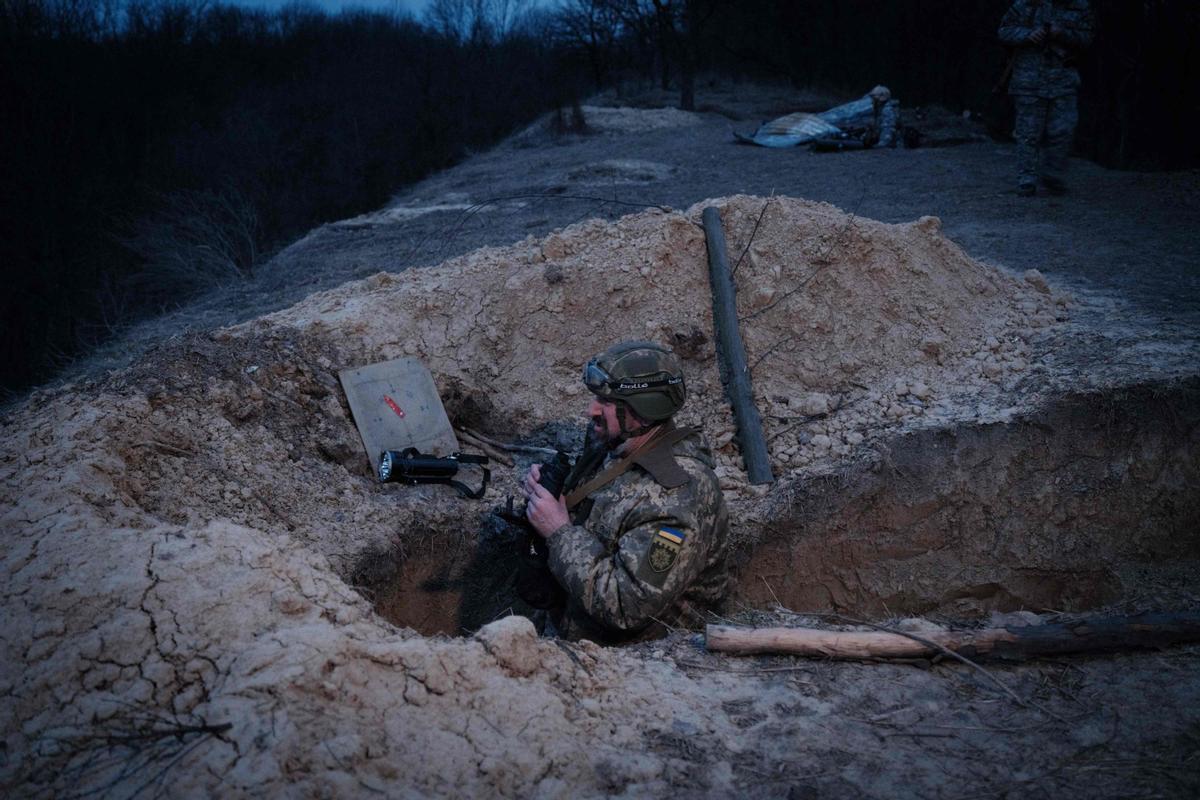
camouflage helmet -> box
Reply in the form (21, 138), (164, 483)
(583, 341), (686, 422)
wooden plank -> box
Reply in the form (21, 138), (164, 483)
(702, 205), (774, 485)
(338, 358), (460, 469)
(706, 612), (1200, 660)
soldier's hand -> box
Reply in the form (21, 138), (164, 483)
(523, 465), (569, 538)
(1029, 27), (1047, 45)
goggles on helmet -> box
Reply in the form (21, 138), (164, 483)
(583, 358), (683, 398)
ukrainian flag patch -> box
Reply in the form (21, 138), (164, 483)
(657, 527), (685, 545)
(647, 527), (685, 573)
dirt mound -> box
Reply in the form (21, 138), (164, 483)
(568, 158), (676, 183)
(255, 195), (1066, 478)
(511, 105), (703, 146)
(579, 105), (704, 132)
(1, 194), (1072, 624)
(3, 194), (1094, 633)
(0, 193), (1084, 599)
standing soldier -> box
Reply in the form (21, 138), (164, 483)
(998, 0), (1095, 196)
(523, 341), (730, 643)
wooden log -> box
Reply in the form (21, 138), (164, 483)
(454, 428), (514, 467)
(461, 426), (557, 457)
(705, 612), (1200, 661)
(701, 205), (774, 485)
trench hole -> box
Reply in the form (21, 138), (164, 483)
(111, 334), (1200, 639)
(349, 419), (583, 637)
(349, 382), (1200, 639)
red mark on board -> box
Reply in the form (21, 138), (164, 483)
(383, 395), (406, 418)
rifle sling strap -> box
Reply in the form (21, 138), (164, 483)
(564, 425), (697, 510)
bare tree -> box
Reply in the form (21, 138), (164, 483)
(552, 0), (716, 110)
(424, 0), (533, 45)
(553, 0), (624, 86)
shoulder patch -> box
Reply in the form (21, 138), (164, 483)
(647, 527), (685, 573)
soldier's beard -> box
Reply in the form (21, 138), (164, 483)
(591, 414), (615, 443)
(592, 416), (652, 454)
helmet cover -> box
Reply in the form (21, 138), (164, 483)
(583, 341), (686, 422)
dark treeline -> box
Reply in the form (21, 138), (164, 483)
(4, 0), (1197, 396)
(1, 0), (580, 396)
(1076, 1), (1200, 170)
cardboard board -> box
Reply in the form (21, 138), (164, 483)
(339, 358), (460, 469)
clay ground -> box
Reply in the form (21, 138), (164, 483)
(4, 83), (1199, 798)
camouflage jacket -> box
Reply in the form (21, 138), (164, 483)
(998, 0), (1094, 98)
(546, 429), (729, 643)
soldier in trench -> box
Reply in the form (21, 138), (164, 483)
(521, 341), (731, 643)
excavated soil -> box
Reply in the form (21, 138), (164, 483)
(4, 142), (1200, 794)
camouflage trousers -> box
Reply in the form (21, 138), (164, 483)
(1012, 93), (1078, 188)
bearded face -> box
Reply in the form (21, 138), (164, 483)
(588, 395), (622, 443)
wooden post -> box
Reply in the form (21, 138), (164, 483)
(705, 612), (1200, 661)
(701, 206), (774, 485)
